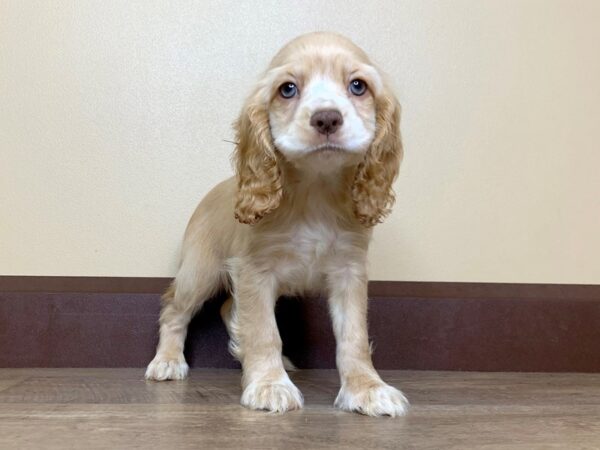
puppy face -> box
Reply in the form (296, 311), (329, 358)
(247, 35), (382, 169)
(233, 33), (402, 226)
(267, 54), (382, 166)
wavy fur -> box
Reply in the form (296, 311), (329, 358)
(146, 32), (408, 417)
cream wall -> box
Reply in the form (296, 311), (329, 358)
(1, 1), (599, 283)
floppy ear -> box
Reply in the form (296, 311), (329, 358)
(232, 89), (283, 225)
(352, 84), (403, 227)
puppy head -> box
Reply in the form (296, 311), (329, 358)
(234, 32), (402, 226)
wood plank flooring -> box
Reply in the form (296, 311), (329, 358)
(0, 369), (599, 449)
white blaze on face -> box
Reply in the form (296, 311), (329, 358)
(270, 74), (376, 161)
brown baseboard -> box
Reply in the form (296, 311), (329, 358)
(1, 277), (599, 371)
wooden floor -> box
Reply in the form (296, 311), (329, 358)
(0, 369), (599, 449)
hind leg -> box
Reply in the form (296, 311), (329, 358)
(145, 257), (221, 381)
(220, 296), (241, 363)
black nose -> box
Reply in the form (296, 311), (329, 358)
(310, 109), (344, 135)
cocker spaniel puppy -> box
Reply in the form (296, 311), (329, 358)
(146, 32), (407, 417)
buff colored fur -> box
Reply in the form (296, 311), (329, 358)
(146, 32), (408, 417)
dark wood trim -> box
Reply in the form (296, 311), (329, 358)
(367, 280), (600, 300)
(2, 276), (598, 299)
(0, 276), (173, 293)
(1, 277), (599, 371)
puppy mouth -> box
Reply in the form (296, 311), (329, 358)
(308, 143), (347, 153)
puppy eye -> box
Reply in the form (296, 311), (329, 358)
(349, 79), (367, 96)
(279, 82), (298, 99)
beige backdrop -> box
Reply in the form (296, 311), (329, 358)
(1, 1), (599, 283)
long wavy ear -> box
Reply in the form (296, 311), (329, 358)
(352, 84), (403, 227)
(232, 89), (282, 225)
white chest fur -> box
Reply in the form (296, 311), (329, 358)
(229, 176), (371, 297)
(258, 218), (368, 296)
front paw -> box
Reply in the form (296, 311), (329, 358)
(145, 354), (189, 381)
(335, 380), (409, 417)
(241, 376), (304, 413)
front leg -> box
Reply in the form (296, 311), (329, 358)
(327, 268), (409, 417)
(233, 268), (303, 413)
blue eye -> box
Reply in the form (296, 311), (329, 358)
(349, 79), (367, 96)
(279, 82), (298, 98)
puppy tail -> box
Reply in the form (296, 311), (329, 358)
(161, 282), (176, 304)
